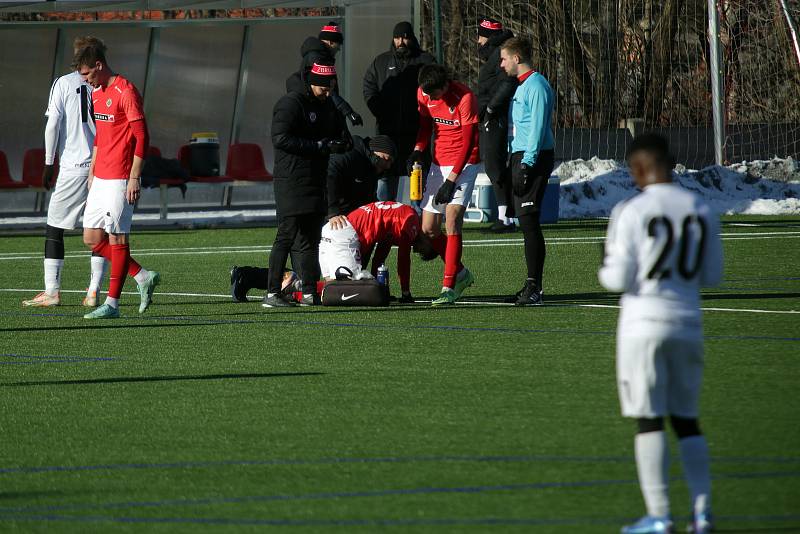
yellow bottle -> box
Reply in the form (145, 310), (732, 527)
(410, 162), (423, 201)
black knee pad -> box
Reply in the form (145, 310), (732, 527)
(44, 225), (65, 259)
(636, 417), (665, 434)
(670, 416), (702, 439)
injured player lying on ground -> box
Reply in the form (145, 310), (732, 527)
(230, 201), (437, 305)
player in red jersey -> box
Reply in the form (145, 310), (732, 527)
(407, 64), (478, 306)
(74, 40), (160, 319)
(321, 201), (437, 302)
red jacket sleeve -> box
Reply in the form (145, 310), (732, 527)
(414, 87), (433, 153)
(449, 91), (478, 176)
(129, 118), (149, 160)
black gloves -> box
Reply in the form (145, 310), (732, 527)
(406, 150), (423, 176)
(319, 138), (348, 155)
(42, 164), (55, 190)
(347, 112), (363, 127)
(482, 107), (494, 133)
(434, 180), (456, 205)
(513, 162), (533, 197)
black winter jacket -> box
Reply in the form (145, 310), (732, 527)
(327, 135), (379, 218)
(362, 37), (435, 136)
(477, 29), (518, 119)
(271, 90), (350, 218)
(285, 36), (355, 118)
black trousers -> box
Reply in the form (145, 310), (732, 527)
(479, 117), (511, 209)
(268, 213), (324, 294)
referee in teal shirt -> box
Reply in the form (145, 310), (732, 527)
(500, 37), (555, 306)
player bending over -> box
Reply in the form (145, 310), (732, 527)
(408, 64), (478, 306)
(322, 201), (437, 303)
(599, 133), (723, 534)
(74, 40), (160, 319)
(23, 36), (107, 308)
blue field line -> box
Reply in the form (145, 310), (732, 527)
(0, 470), (797, 517)
(3, 311), (800, 343)
(0, 354), (116, 366)
(3, 453), (800, 476)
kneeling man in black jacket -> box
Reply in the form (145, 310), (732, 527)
(265, 60), (350, 308)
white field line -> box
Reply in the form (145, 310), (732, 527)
(1, 288), (797, 315)
(2, 231), (800, 261)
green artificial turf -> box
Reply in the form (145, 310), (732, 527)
(0, 216), (798, 533)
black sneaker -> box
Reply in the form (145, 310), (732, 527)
(262, 293), (296, 308)
(299, 293), (321, 307)
(488, 220), (517, 234)
(515, 280), (544, 306)
(230, 266), (249, 303)
(504, 283), (526, 303)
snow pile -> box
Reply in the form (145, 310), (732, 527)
(556, 157), (800, 219)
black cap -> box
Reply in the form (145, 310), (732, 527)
(478, 17), (503, 38)
(369, 135), (397, 159)
(393, 21), (415, 38)
(319, 21), (343, 44)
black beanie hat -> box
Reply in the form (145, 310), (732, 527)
(307, 62), (337, 88)
(478, 17), (503, 38)
(319, 21), (343, 44)
(393, 21), (415, 38)
(369, 135), (397, 159)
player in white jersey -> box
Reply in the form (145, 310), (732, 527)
(22, 36), (108, 308)
(599, 134), (723, 534)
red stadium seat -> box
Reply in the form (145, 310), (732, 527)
(177, 144), (232, 183)
(225, 143), (272, 182)
(148, 146), (162, 158)
(0, 150), (28, 189)
(22, 148), (58, 188)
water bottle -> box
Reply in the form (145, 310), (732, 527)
(409, 162), (423, 201)
(377, 264), (389, 286)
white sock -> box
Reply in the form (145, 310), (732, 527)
(497, 205), (508, 224)
(88, 256), (107, 293)
(635, 431), (670, 517)
(679, 435), (711, 515)
(44, 258), (64, 294)
(104, 296), (119, 309)
(133, 267), (150, 285)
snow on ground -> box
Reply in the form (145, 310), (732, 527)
(557, 157), (800, 219)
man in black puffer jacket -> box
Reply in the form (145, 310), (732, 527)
(477, 18), (518, 232)
(285, 22), (363, 127)
(266, 60), (351, 308)
(363, 21), (435, 201)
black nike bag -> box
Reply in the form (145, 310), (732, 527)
(321, 268), (390, 306)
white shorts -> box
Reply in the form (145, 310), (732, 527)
(47, 168), (89, 230)
(421, 163), (479, 214)
(83, 177), (134, 235)
(617, 334), (704, 419)
(319, 221), (372, 280)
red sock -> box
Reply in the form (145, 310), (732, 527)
(91, 238), (111, 260)
(443, 234), (463, 289)
(93, 237), (141, 277)
(127, 256), (142, 277)
(108, 244), (131, 299)
(431, 234), (448, 262)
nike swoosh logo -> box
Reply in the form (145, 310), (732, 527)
(341, 294), (359, 301)
(388, 66), (396, 70)
(427, 104), (437, 108)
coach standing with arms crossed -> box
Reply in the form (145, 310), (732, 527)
(500, 37), (555, 306)
(264, 60), (350, 308)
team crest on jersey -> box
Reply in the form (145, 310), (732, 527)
(105, 98), (112, 108)
(449, 106), (456, 114)
(309, 112), (317, 123)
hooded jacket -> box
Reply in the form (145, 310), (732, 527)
(363, 36), (435, 136)
(285, 36), (356, 118)
(271, 89), (350, 217)
(477, 29), (518, 119)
